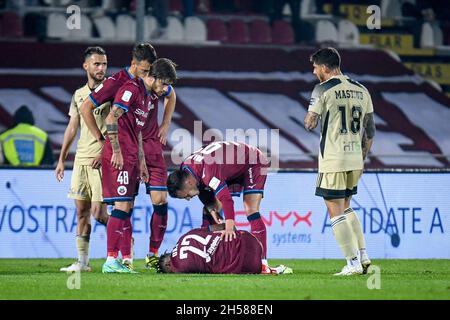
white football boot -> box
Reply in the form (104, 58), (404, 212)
(274, 265), (293, 274)
(360, 250), (371, 274)
(333, 262), (363, 276)
(60, 261), (92, 272)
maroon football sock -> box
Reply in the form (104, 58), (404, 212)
(248, 212), (267, 258)
(149, 203), (168, 254)
(120, 213), (133, 258)
(107, 210), (127, 257)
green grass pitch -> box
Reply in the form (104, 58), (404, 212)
(0, 259), (448, 300)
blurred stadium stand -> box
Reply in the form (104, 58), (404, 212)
(0, 0), (449, 169)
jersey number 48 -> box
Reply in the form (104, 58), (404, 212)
(117, 171), (129, 185)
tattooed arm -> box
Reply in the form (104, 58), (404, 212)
(362, 112), (375, 160)
(106, 106), (124, 169)
(304, 111), (320, 131)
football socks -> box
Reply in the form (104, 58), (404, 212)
(344, 207), (366, 251)
(247, 212), (267, 258)
(149, 203), (168, 254)
(330, 214), (358, 261)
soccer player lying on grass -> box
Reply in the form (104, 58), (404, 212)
(167, 141), (279, 272)
(157, 224), (293, 274)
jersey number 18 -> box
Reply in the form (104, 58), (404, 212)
(338, 105), (362, 135)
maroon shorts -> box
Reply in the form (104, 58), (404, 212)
(134, 153), (167, 196)
(102, 156), (139, 203)
(145, 153), (168, 193)
(228, 162), (268, 197)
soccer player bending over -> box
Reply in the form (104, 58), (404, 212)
(304, 47), (375, 276)
(100, 58), (177, 273)
(158, 224), (292, 274)
(167, 141), (286, 273)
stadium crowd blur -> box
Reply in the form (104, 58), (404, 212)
(0, 0), (449, 45)
(0, 0), (449, 166)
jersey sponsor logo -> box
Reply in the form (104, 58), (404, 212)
(94, 83), (103, 93)
(343, 140), (361, 153)
(136, 118), (145, 126)
(209, 177), (221, 190)
(134, 108), (148, 117)
(117, 185), (127, 196)
(206, 235), (221, 257)
(121, 90), (132, 102)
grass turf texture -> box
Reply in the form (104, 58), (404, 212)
(0, 259), (448, 300)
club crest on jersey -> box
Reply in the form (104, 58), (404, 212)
(117, 186), (127, 196)
(147, 100), (154, 111)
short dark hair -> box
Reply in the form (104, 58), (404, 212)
(167, 169), (188, 198)
(158, 252), (173, 273)
(150, 58), (178, 85)
(310, 47), (341, 70)
(84, 46), (106, 61)
(132, 42), (157, 63)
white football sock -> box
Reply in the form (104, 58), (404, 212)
(331, 214), (358, 261)
(344, 207), (367, 251)
(76, 236), (87, 265)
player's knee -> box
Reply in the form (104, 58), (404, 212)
(76, 207), (90, 219)
(243, 195), (262, 214)
(115, 201), (132, 213)
(151, 191), (168, 205)
(244, 203), (260, 214)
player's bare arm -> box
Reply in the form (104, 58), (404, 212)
(205, 199), (223, 224)
(138, 131), (149, 183)
(159, 89), (176, 145)
(362, 112), (375, 160)
(80, 98), (105, 144)
(106, 107), (124, 170)
(304, 111), (319, 131)
(55, 113), (80, 182)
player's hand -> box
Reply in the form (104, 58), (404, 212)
(111, 151), (123, 170)
(139, 159), (149, 183)
(158, 123), (169, 145)
(91, 154), (102, 169)
(304, 111), (319, 131)
(55, 161), (64, 182)
(219, 219), (237, 242)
